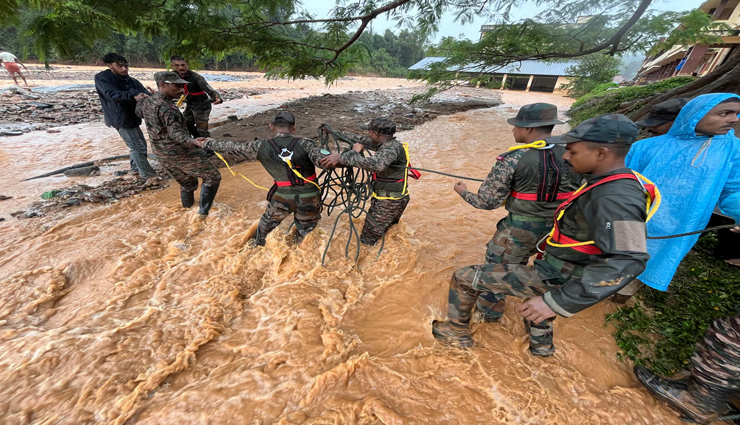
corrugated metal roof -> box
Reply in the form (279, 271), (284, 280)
(409, 56), (579, 76)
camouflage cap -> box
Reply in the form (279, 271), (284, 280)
(154, 71), (188, 84)
(272, 111), (296, 125)
(547, 114), (640, 145)
(360, 117), (396, 135)
(635, 98), (689, 127)
(506, 103), (565, 128)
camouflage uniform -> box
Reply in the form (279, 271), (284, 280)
(335, 120), (410, 245)
(180, 70), (220, 138)
(203, 115), (324, 245)
(635, 315), (740, 423)
(435, 115), (650, 356)
(135, 72), (221, 216)
(460, 103), (582, 323)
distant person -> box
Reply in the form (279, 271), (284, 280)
(634, 313), (740, 424)
(194, 112), (324, 245)
(136, 72), (221, 218)
(624, 93), (740, 293)
(634, 98), (689, 137)
(452, 103), (583, 336)
(319, 118), (417, 245)
(94, 53), (157, 178)
(0, 48), (29, 86)
(433, 115), (653, 354)
(170, 55), (222, 137)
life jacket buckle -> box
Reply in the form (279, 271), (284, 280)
(278, 148), (293, 163)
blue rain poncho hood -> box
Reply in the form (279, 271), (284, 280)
(626, 93), (740, 291)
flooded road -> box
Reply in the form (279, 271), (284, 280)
(0, 80), (685, 424)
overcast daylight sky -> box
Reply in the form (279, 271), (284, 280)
(300, 0), (706, 42)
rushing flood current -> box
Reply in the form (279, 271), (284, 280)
(0, 91), (685, 424)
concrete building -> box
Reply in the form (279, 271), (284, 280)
(409, 57), (577, 94)
(637, 0), (740, 82)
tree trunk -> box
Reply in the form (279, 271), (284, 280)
(628, 48), (740, 121)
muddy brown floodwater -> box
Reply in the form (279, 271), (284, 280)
(0, 74), (687, 424)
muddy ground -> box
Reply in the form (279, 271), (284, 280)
(9, 87), (501, 219)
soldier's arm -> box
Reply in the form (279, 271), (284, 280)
(338, 141), (399, 173)
(194, 72), (221, 101)
(543, 191), (649, 317)
(459, 153), (517, 210)
(300, 138), (326, 168)
(159, 106), (195, 145)
(334, 131), (375, 151)
(204, 138), (261, 161)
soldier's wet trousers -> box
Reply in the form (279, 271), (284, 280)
(183, 100), (212, 138)
(159, 155), (222, 193)
(449, 262), (565, 356)
(256, 192), (322, 245)
(361, 196), (409, 245)
(479, 215), (554, 322)
(691, 314), (740, 391)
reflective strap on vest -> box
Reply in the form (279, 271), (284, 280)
(546, 172), (660, 255)
(184, 85), (206, 96)
(510, 191), (573, 201)
(372, 142), (412, 201)
(274, 173), (317, 187)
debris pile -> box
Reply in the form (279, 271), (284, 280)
(10, 176), (170, 218)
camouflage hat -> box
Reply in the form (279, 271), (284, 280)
(272, 111), (296, 125)
(547, 114), (640, 145)
(360, 117), (396, 135)
(154, 71), (188, 84)
(506, 103), (565, 128)
(635, 98), (689, 128)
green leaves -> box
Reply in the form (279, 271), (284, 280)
(561, 54), (622, 98)
(606, 235), (740, 376)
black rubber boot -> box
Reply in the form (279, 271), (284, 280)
(634, 365), (735, 424)
(180, 190), (195, 208)
(197, 183), (219, 216)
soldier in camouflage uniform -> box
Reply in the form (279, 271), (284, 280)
(319, 118), (413, 245)
(136, 71), (221, 217)
(454, 103), (583, 324)
(635, 314), (740, 424)
(171, 56), (222, 138)
(195, 111), (325, 245)
(433, 115), (652, 356)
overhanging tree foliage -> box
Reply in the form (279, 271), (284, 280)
(0, 0), (736, 115)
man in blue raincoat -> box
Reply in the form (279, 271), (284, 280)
(624, 93), (740, 292)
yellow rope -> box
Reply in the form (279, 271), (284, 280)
(508, 140), (547, 151)
(285, 159), (321, 191)
(372, 142), (411, 200)
(214, 152), (269, 191)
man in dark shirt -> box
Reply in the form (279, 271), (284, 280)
(94, 53), (156, 178)
(433, 114), (652, 357)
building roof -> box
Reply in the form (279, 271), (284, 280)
(409, 57), (579, 76)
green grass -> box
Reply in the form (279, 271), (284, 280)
(605, 235), (740, 376)
(567, 77), (696, 126)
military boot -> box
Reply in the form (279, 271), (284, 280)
(180, 190), (195, 208)
(432, 285), (478, 348)
(634, 366), (735, 424)
(197, 182), (219, 216)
